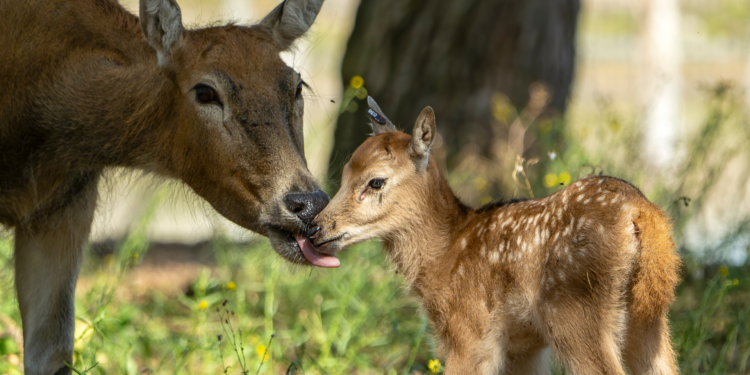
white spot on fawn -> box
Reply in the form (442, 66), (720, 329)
(461, 238), (467, 249)
(576, 194), (584, 202)
(489, 251), (500, 264)
(597, 195), (606, 202)
(583, 198), (591, 205)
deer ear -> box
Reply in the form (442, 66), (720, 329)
(140, 0), (184, 69)
(260, 0), (325, 51)
(365, 96), (397, 135)
(409, 106), (437, 169)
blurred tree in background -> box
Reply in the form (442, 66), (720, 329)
(330, 0), (580, 198)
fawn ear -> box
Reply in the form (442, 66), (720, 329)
(140, 0), (184, 69)
(365, 96), (397, 135)
(260, 0), (325, 51)
(409, 106), (437, 169)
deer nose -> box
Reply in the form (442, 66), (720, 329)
(283, 190), (330, 224)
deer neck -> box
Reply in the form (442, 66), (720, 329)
(383, 159), (470, 288)
(69, 53), (179, 170)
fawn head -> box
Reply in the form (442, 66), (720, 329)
(138, 0), (330, 265)
(304, 97), (438, 260)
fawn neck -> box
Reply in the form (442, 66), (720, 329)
(383, 158), (472, 287)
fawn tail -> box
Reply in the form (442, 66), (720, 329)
(630, 203), (681, 322)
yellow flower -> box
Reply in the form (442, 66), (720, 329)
(197, 300), (208, 310)
(255, 343), (268, 361)
(132, 253), (139, 260)
(558, 172), (571, 185)
(350, 75), (364, 89)
(719, 265), (729, 277)
(733, 279), (739, 286)
(428, 359), (442, 373)
(226, 281), (237, 291)
(543, 173), (558, 188)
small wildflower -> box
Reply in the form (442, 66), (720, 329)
(225, 281), (236, 291)
(543, 173), (558, 188)
(350, 75), (364, 89)
(719, 265), (729, 277)
(428, 359), (442, 373)
(558, 172), (571, 185)
(255, 344), (268, 361)
(197, 300), (208, 310)
(733, 279), (739, 286)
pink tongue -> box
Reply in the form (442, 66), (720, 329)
(295, 233), (340, 268)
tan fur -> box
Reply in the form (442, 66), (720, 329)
(0, 0), (324, 373)
(313, 105), (681, 375)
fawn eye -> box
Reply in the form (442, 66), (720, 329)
(296, 81), (304, 97)
(368, 178), (385, 190)
(194, 84), (221, 106)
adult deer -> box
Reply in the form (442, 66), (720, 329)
(0, 0), (339, 373)
(306, 97), (681, 374)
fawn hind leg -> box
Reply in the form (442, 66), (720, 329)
(623, 315), (678, 375)
(14, 177), (98, 375)
(541, 301), (628, 375)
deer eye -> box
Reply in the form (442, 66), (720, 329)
(296, 81), (304, 97)
(368, 178), (385, 190)
(194, 84), (222, 107)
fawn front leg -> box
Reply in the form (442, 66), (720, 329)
(445, 343), (507, 375)
(15, 182), (98, 375)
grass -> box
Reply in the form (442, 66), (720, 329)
(0, 230), (748, 374)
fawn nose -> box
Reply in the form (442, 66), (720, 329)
(283, 190), (330, 224)
(307, 226), (321, 239)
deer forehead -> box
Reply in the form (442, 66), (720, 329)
(349, 133), (413, 174)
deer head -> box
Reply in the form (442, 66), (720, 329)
(304, 97), (442, 262)
(138, 0), (330, 266)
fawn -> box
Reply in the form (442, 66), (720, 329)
(1, 0), (330, 372)
(304, 97), (681, 374)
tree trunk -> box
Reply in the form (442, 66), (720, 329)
(330, 0), (580, 198)
(638, 0), (682, 168)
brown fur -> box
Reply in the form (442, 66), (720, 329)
(0, 0), (325, 373)
(313, 105), (681, 374)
